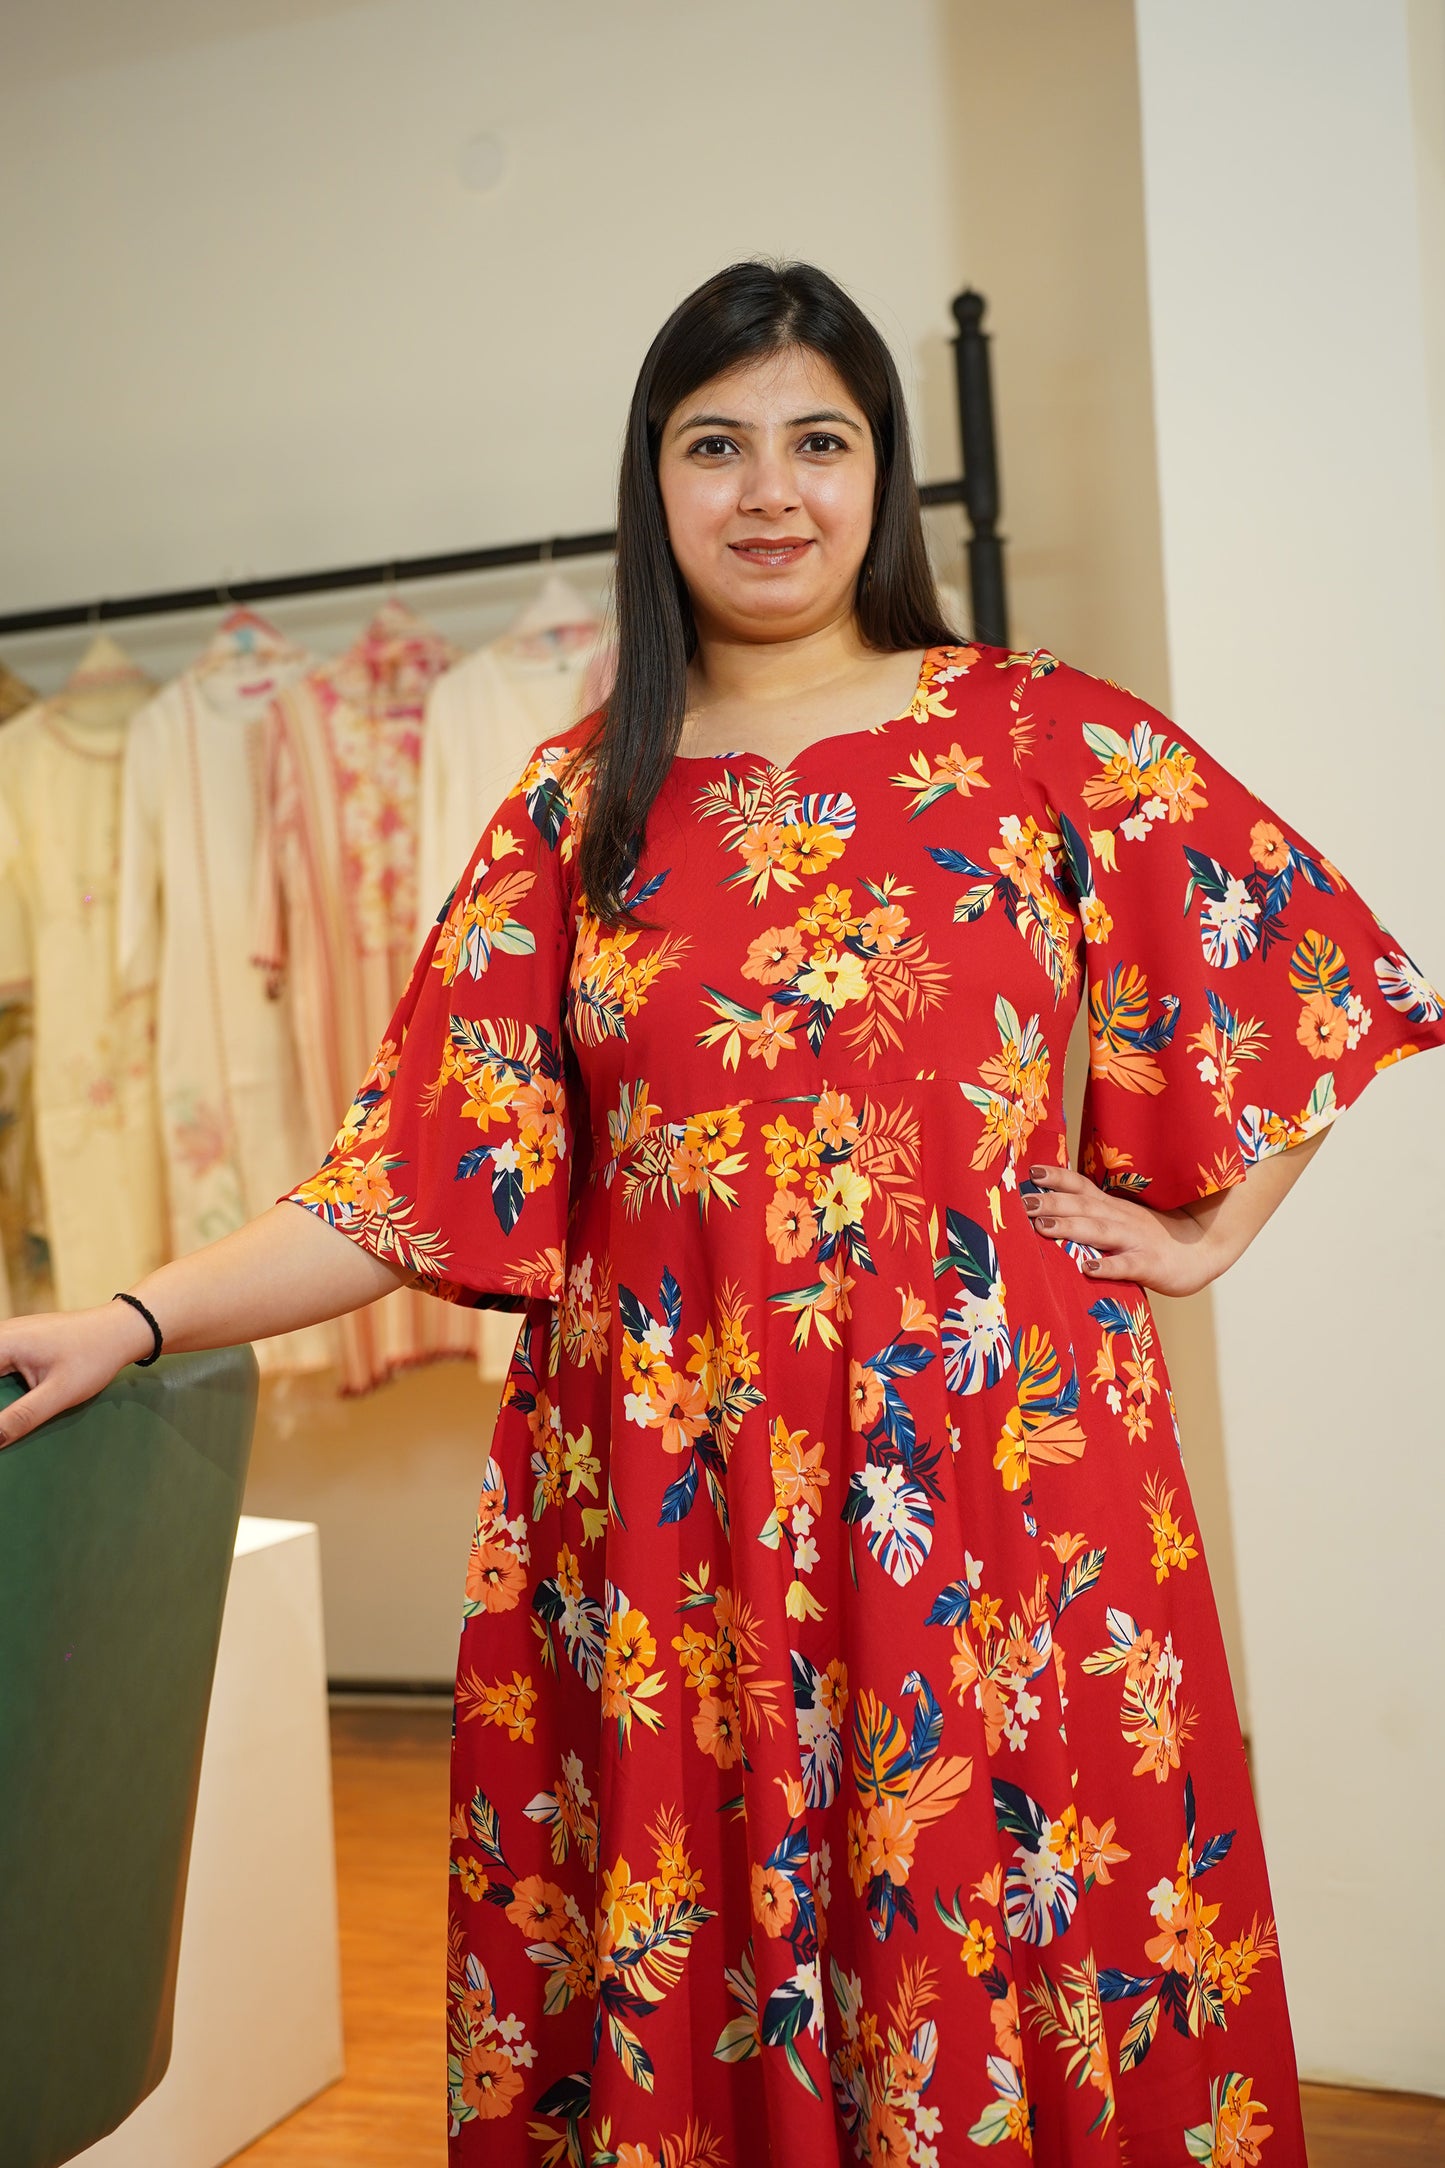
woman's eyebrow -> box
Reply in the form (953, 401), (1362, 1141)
(671, 408), (863, 436)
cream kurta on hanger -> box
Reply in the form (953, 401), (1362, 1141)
(118, 608), (336, 1374)
(413, 573), (610, 1381)
(0, 635), (168, 1311)
(414, 571), (606, 937)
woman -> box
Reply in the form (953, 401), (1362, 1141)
(3, 260), (1441, 2166)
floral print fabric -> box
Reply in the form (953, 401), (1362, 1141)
(289, 645), (1445, 2165)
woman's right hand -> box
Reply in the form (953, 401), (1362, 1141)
(0, 1300), (156, 1449)
(0, 1201), (410, 1451)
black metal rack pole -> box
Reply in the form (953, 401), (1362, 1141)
(951, 288), (1009, 648)
(0, 480), (970, 640)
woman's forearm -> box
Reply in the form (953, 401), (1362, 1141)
(128, 1201), (407, 1352)
(0, 1201), (408, 1448)
(1181, 1128), (1330, 1279)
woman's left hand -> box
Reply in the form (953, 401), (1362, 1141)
(1022, 1164), (1219, 1298)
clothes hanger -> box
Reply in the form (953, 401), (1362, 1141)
(505, 543), (600, 645)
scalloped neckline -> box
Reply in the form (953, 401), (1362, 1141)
(670, 646), (933, 775)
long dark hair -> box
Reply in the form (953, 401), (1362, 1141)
(578, 258), (964, 923)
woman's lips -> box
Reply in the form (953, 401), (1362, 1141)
(728, 540), (814, 567)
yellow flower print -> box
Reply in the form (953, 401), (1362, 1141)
(768, 1417), (830, 1518)
(814, 1161), (871, 1232)
(456, 1668), (539, 1744)
(453, 1854), (491, 1902)
(460, 1063), (517, 1131)
(684, 1104), (745, 1162)
(1143, 1472), (1199, 1582)
(779, 818), (846, 877)
(762, 1112), (820, 1181)
(600, 1594), (668, 1746)
(991, 1328), (1087, 1492)
(798, 882), (859, 941)
(598, 1859), (652, 1950)
(1081, 893), (1114, 946)
(957, 1917), (997, 1975)
(795, 947), (869, 1010)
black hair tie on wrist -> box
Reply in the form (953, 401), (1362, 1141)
(113, 1291), (164, 1366)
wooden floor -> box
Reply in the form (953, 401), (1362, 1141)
(235, 1707), (1444, 2166)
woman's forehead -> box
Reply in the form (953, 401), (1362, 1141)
(669, 346), (860, 430)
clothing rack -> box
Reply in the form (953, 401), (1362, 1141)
(0, 289), (1008, 644)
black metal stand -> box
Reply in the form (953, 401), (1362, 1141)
(952, 288), (1009, 648)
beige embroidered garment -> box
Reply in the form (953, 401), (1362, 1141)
(119, 609), (335, 1374)
(0, 637), (167, 1310)
(252, 596), (478, 1392)
(413, 579), (611, 1381)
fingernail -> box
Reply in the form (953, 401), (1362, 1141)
(1083, 1257), (1100, 1272)
(1029, 1165), (1049, 1179)
(1023, 1196), (1041, 1213)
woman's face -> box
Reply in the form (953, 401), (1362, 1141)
(657, 344), (878, 646)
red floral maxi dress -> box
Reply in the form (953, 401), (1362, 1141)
(288, 645), (1445, 2167)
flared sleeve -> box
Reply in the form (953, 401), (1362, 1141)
(1030, 659), (1445, 1212)
(282, 737), (588, 1308)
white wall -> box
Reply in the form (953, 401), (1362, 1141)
(1135, 0), (1445, 2095)
(0, 0), (967, 617)
(944, 0), (1252, 1769)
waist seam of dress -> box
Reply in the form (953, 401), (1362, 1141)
(584, 1070), (1067, 1175)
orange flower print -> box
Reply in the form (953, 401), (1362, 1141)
(865, 1799), (918, 1886)
(1249, 819), (1289, 871)
(766, 1185), (817, 1261)
(1182, 2069), (1277, 2164)
(1296, 991), (1349, 1059)
(768, 1418), (829, 1515)
(1145, 1886), (1222, 1975)
(848, 1360), (885, 1429)
(743, 924), (805, 983)
(751, 1862), (797, 1938)
(990, 1980), (1024, 2065)
(864, 2103), (911, 2163)
(1080, 1815), (1130, 1887)
(504, 1876), (570, 1941)
(640, 1369), (711, 1455)
(466, 1540), (526, 1612)
(458, 2039), (522, 2119)
(743, 1001), (799, 1068)
(693, 1691), (743, 1766)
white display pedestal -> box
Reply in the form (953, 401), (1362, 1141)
(76, 1517), (345, 2164)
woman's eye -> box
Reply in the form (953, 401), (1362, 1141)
(801, 433), (846, 454)
(689, 436), (735, 457)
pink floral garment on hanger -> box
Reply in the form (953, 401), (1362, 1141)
(254, 595), (477, 1391)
